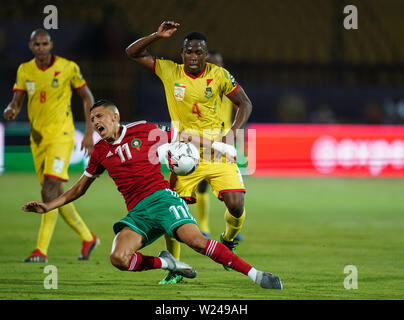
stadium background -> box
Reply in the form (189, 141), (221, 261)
(1, 0), (404, 176)
(1, 0), (404, 301)
(2, 0), (404, 124)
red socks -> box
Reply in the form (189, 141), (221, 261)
(203, 239), (252, 275)
(126, 240), (253, 276)
(127, 252), (162, 271)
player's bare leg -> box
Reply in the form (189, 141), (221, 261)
(222, 191), (244, 219)
(41, 176), (64, 201)
(196, 180), (210, 238)
(110, 227), (196, 279)
(222, 190), (244, 241)
(176, 223), (282, 289)
(175, 223), (209, 253)
(110, 227), (144, 270)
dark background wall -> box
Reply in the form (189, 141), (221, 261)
(1, 0), (404, 125)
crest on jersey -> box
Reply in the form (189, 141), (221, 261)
(51, 78), (59, 88)
(26, 80), (36, 95)
(51, 71), (60, 88)
(174, 83), (186, 101)
(131, 138), (142, 150)
(204, 87), (213, 99)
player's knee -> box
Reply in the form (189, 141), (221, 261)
(223, 192), (244, 217)
(197, 180), (208, 193)
(110, 251), (129, 271)
(41, 178), (62, 202)
(41, 185), (56, 202)
(225, 198), (244, 217)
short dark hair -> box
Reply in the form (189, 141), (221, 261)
(90, 99), (116, 112)
(184, 31), (207, 42)
(183, 31), (208, 49)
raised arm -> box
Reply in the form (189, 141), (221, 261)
(3, 91), (26, 121)
(76, 84), (95, 154)
(125, 21), (180, 70)
(22, 174), (95, 214)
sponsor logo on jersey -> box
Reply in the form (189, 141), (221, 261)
(106, 151), (113, 158)
(131, 138), (142, 150)
(174, 83), (186, 101)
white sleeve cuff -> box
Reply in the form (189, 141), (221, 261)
(170, 127), (178, 143)
(83, 170), (97, 178)
(157, 143), (170, 164)
(212, 141), (237, 158)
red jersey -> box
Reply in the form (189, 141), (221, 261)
(84, 121), (174, 211)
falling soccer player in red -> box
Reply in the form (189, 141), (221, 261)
(22, 99), (282, 290)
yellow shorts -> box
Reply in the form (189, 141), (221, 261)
(169, 162), (246, 203)
(30, 137), (74, 184)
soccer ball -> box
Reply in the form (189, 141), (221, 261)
(166, 141), (200, 176)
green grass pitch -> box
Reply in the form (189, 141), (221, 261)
(1, 172), (404, 300)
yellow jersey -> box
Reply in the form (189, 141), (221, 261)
(13, 55), (86, 143)
(154, 59), (238, 141)
(220, 96), (234, 134)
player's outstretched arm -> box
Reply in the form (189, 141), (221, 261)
(76, 85), (95, 154)
(22, 174), (96, 214)
(125, 21), (180, 70)
(3, 91), (25, 121)
(180, 132), (236, 163)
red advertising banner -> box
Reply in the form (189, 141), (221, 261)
(248, 124), (404, 177)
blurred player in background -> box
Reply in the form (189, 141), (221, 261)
(3, 29), (99, 262)
(126, 21), (252, 283)
(196, 50), (242, 242)
(22, 99), (282, 290)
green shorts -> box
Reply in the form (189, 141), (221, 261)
(113, 188), (197, 247)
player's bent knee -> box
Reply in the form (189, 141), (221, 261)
(226, 201), (244, 217)
(197, 180), (208, 193)
(109, 251), (129, 271)
(222, 192), (245, 217)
